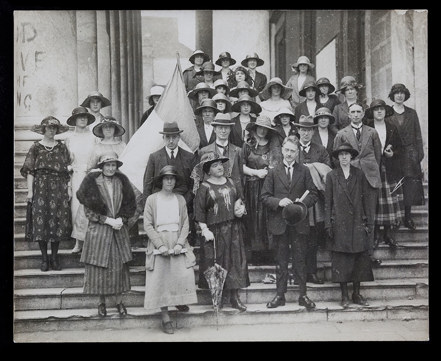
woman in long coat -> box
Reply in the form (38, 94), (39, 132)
(324, 142), (374, 308)
(143, 165), (197, 335)
(77, 152), (136, 318)
(388, 83), (425, 230)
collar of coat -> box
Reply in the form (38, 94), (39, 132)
(76, 170), (136, 218)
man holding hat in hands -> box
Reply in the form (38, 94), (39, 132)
(261, 135), (318, 310)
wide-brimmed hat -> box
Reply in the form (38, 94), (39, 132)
(315, 77), (336, 94)
(282, 201), (308, 226)
(332, 142), (359, 159)
(229, 80), (259, 98)
(159, 121), (184, 135)
(97, 152), (123, 168)
(365, 99), (394, 119)
(211, 112), (235, 127)
(240, 52), (264, 67)
(274, 108), (296, 125)
(293, 115), (318, 128)
(215, 51), (236, 66)
(92, 117), (126, 138)
(245, 115), (278, 134)
(259, 77), (293, 101)
(298, 81), (319, 97)
(188, 82), (217, 100)
(212, 93), (233, 113)
(152, 165), (183, 188)
(194, 98), (219, 116)
(336, 76), (363, 93)
(199, 152), (230, 174)
(189, 49), (210, 64)
(147, 85), (165, 106)
(195, 61), (221, 77)
(213, 79), (230, 95)
(291, 55), (315, 71)
(231, 94), (262, 114)
(80, 91), (111, 108)
(31, 116), (70, 135)
(313, 107), (335, 124)
(388, 83), (411, 102)
(66, 106), (95, 126)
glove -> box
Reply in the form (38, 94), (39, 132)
(158, 245), (169, 256)
(173, 244), (183, 255)
(201, 227), (215, 242)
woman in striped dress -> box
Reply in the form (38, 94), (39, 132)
(76, 152), (136, 318)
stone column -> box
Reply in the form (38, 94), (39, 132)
(196, 10), (213, 57)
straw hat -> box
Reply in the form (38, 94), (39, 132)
(365, 99), (394, 119)
(282, 201), (308, 226)
(194, 98), (219, 116)
(331, 142), (359, 159)
(240, 52), (264, 67)
(313, 107), (335, 124)
(97, 152), (123, 168)
(215, 51), (236, 66)
(231, 94), (262, 114)
(229, 80), (259, 98)
(188, 82), (217, 100)
(388, 83), (411, 102)
(147, 85), (164, 106)
(291, 56), (315, 71)
(31, 116), (70, 135)
(293, 115), (318, 128)
(66, 106), (95, 126)
(92, 117), (125, 138)
(80, 91), (111, 108)
(259, 77), (293, 101)
(189, 49), (210, 64)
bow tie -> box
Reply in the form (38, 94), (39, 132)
(216, 143), (228, 149)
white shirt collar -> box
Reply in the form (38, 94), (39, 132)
(283, 159), (295, 168)
(351, 122), (363, 129)
(165, 146), (179, 158)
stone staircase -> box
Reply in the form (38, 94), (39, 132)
(13, 147), (429, 333)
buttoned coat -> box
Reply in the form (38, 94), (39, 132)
(143, 146), (196, 204)
(333, 124), (382, 189)
(324, 165), (371, 253)
(286, 73), (316, 108)
(260, 161), (318, 236)
(294, 100), (320, 122)
(230, 114), (257, 148)
(77, 171), (136, 268)
(198, 141), (244, 199)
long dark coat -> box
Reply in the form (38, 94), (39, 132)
(253, 71), (268, 94)
(312, 127), (337, 167)
(230, 114), (257, 148)
(183, 66), (205, 92)
(260, 161), (318, 236)
(294, 101), (320, 122)
(77, 171), (136, 268)
(324, 165), (371, 253)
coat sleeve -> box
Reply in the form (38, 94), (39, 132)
(413, 110), (425, 162)
(371, 129), (383, 165)
(143, 155), (155, 200)
(324, 172), (334, 230)
(143, 196), (165, 249)
(302, 166), (319, 208)
(260, 168), (281, 211)
(177, 197), (190, 246)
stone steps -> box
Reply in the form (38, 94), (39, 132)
(13, 298), (429, 333)
(13, 277), (428, 311)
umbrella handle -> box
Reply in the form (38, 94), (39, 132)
(213, 236), (216, 264)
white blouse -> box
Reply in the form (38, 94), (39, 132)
(156, 193), (179, 232)
(375, 121), (387, 151)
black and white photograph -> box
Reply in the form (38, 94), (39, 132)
(11, 8), (429, 342)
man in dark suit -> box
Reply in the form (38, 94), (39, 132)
(195, 98), (219, 149)
(261, 135), (318, 310)
(333, 102), (382, 266)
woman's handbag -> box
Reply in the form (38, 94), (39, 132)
(25, 201), (33, 242)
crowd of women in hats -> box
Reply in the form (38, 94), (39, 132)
(21, 47), (425, 334)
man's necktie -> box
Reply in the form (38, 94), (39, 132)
(352, 125), (361, 141)
(170, 150), (175, 160)
(286, 165), (292, 183)
(216, 143), (226, 155)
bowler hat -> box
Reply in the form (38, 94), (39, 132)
(291, 56), (315, 71)
(80, 91), (111, 108)
(293, 115), (318, 128)
(259, 77), (293, 101)
(229, 80), (259, 98)
(195, 62), (221, 77)
(211, 112), (235, 127)
(31, 116), (70, 135)
(240, 52), (264, 67)
(365, 99), (394, 119)
(92, 117), (126, 138)
(188, 82), (217, 100)
(189, 50), (210, 64)
(66, 106), (95, 126)
(215, 51), (236, 66)
(282, 201), (308, 226)
(388, 83), (410, 102)
(97, 152), (123, 168)
(159, 121), (184, 135)
(332, 142), (359, 159)
(212, 93), (233, 113)
(336, 76), (363, 93)
(315, 77), (336, 94)
(246, 115), (278, 134)
(313, 107), (335, 124)
(298, 81), (319, 97)
(147, 85), (165, 106)
(274, 107), (296, 125)
(152, 165), (182, 188)
(231, 94), (262, 114)
(194, 98), (219, 116)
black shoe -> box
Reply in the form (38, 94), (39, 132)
(404, 218), (416, 231)
(266, 295), (286, 308)
(298, 295), (316, 310)
(175, 305), (189, 312)
(98, 303), (107, 317)
(40, 261), (49, 272)
(116, 302), (127, 317)
(161, 320), (174, 334)
(340, 297), (350, 308)
(352, 293), (369, 306)
(371, 257), (382, 266)
(384, 236), (398, 249)
(230, 298), (247, 312)
(307, 273), (324, 284)
(50, 258), (61, 271)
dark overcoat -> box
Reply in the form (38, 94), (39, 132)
(253, 71), (268, 94)
(77, 171), (136, 268)
(230, 114), (257, 148)
(294, 101), (320, 122)
(273, 123), (299, 146)
(299, 141), (331, 167)
(324, 165), (372, 253)
(260, 161), (318, 236)
(183, 66), (205, 92)
(312, 127), (336, 164)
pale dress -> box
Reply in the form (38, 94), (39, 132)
(259, 98), (293, 124)
(65, 130), (97, 240)
(143, 194), (197, 310)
